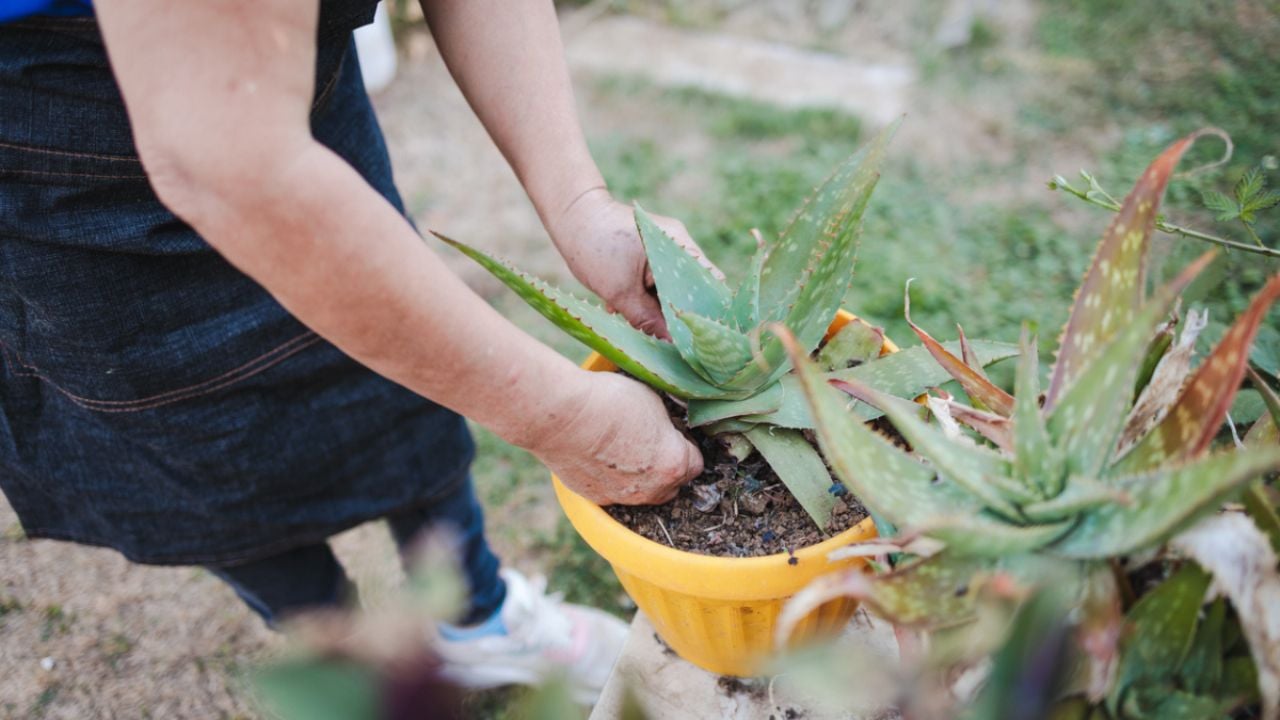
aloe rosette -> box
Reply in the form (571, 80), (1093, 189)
(434, 121), (1016, 528)
(777, 131), (1280, 631)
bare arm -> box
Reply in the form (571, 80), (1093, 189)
(420, 0), (716, 336)
(93, 0), (700, 504)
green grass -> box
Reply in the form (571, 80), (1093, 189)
(589, 74), (1092, 350)
(538, 520), (630, 619)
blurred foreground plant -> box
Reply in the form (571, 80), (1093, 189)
(251, 531), (601, 720)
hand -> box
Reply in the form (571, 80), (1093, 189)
(527, 370), (703, 505)
(548, 188), (719, 339)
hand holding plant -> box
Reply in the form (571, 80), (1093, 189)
(525, 369), (703, 505)
(546, 187), (717, 339)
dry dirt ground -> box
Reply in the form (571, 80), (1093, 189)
(0, 3), (1059, 718)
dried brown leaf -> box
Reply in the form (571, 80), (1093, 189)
(1115, 309), (1208, 456)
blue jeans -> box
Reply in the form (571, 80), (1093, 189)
(209, 477), (506, 626)
(0, 7), (505, 623)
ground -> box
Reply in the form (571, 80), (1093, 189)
(2, 2), (1276, 718)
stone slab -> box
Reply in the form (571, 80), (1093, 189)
(564, 15), (914, 126)
(591, 611), (900, 720)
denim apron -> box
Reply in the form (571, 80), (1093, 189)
(0, 2), (476, 565)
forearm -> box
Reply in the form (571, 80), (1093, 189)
(180, 139), (588, 450)
(421, 0), (603, 229)
(93, 0), (700, 503)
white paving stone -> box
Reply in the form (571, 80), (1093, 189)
(565, 15), (914, 126)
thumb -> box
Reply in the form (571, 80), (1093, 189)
(651, 433), (702, 504)
(680, 437), (704, 483)
(611, 287), (670, 340)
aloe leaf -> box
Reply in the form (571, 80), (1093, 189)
(1107, 564), (1211, 715)
(817, 319), (885, 371)
(856, 554), (1003, 629)
(1021, 476), (1130, 523)
(1116, 309), (1207, 458)
(1244, 481), (1280, 556)
(964, 587), (1077, 720)
(905, 282), (1015, 417)
(255, 659), (381, 720)
(743, 426), (836, 528)
(775, 325), (982, 529)
(1247, 414), (1278, 448)
(1246, 370), (1279, 447)
(677, 310), (753, 384)
(720, 333), (790, 392)
(635, 205), (733, 367)
(740, 340), (1019, 429)
(1251, 366), (1280, 432)
(1078, 566), (1124, 702)
(687, 382), (784, 427)
(1116, 273), (1280, 474)
(1012, 331), (1062, 497)
(758, 120), (898, 324)
(831, 339), (1018, 396)
(1179, 598), (1226, 696)
(1047, 253), (1214, 479)
(776, 554), (992, 643)
(958, 324), (992, 381)
(830, 377), (1025, 518)
(435, 232), (728, 399)
(702, 418), (757, 435)
(944, 399), (1016, 454)
(1047, 131), (1209, 408)
(921, 513), (1074, 557)
(1133, 313), (1178, 399)
(740, 124), (899, 387)
(1050, 446), (1280, 559)
(1224, 656), (1262, 706)
(729, 229), (767, 331)
(1123, 690), (1230, 720)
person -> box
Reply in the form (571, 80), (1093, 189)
(0, 0), (706, 702)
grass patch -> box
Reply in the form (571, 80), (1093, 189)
(1037, 0), (1279, 164)
(27, 683), (61, 719)
(538, 519), (631, 619)
(39, 604), (72, 641)
(590, 74), (1086, 349)
(469, 424), (546, 510)
(100, 632), (135, 672)
(0, 595), (21, 621)
(1036, 0), (1279, 244)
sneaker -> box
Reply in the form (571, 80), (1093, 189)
(433, 568), (629, 704)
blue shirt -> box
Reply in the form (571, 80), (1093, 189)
(0, 0), (92, 22)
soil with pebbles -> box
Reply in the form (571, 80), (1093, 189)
(605, 398), (868, 558)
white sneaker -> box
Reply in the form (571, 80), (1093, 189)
(433, 568), (629, 704)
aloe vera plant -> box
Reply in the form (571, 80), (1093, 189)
(765, 131), (1280, 719)
(434, 121), (1016, 529)
(776, 130), (1280, 630)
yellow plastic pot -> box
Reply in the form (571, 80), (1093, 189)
(552, 311), (894, 677)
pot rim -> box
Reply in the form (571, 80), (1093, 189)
(553, 474), (878, 599)
(552, 310), (889, 600)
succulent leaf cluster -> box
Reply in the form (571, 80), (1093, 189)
(779, 131), (1280, 625)
(436, 121), (1015, 527)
